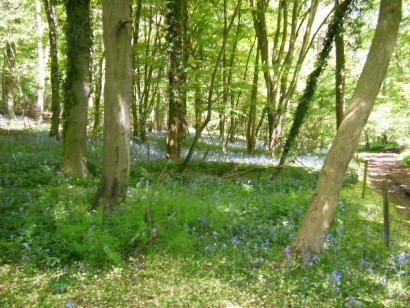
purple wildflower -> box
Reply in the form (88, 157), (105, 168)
(332, 269), (342, 283)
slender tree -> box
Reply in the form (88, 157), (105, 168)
(131, 0), (142, 141)
(61, 0), (92, 176)
(246, 44), (260, 154)
(1, 41), (16, 118)
(335, 0), (346, 130)
(35, 0), (45, 122)
(92, 52), (104, 138)
(293, 0), (402, 255)
(44, 0), (61, 139)
(93, 0), (132, 210)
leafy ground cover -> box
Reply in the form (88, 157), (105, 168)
(0, 126), (409, 307)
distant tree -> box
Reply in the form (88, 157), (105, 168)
(61, 0), (92, 176)
(179, 0), (241, 172)
(277, 0), (354, 175)
(293, 0), (401, 255)
(246, 44), (260, 154)
(335, 0), (346, 130)
(44, 0), (61, 139)
(93, 0), (132, 211)
(249, 0), (321, 157)
(35, 0), (46, 122)
(1, 41), (16, 118)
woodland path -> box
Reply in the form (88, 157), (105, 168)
(360, 152), (410, 224)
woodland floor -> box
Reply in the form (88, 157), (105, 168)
(361, 152), (410, 224)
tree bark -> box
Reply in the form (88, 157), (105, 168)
(44, 0), (61, 139)
(93, 0), (132, 211)
(166, 0), (188, 160)
(293, 0), (402, 255)
(61, 0), (92, 177)
(335, 0), (346, 130)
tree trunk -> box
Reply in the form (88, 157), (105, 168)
(93, 0), (132, 211)
(1, 41), (16, 118)
(131, 0), (142, 142)
(335, 0), (345, 129)
(335, 0), (346, 130)
(61, 0), (92, 177)
(166, 0), (188, 160)
(92, 52), (104, 138)
(35, 0), (45, 122)
(246, 46), (260, 154)
(293, 0), (401, 255)
(44, 0), (61, 139)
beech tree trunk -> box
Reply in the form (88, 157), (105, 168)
(93, 0), (132, 210)
(61, 0), (92, 177)
(293, 0), (401, 255)
(44, 0), (61, 139)
(166, 0), (188, 160)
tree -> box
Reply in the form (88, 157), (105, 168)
(35, 0), (46, 122)
(1, 41), (16, 118)
(93, 0), (132, 211)
(166, 0), (188, 160)
(335, 0), (346, 130)
(61, 0), (92, 177)
(277, 0), (354, 175)
(293, 0), (402, 255)
(246, 43), (260, 154)
(249, 0), (321, 157)
(44, 0), (61, 139)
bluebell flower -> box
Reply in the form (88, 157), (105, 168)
(398, 252), (406, 266)
(285, 246), (291, 258)
(232, 236), (241, 246)
(397, 270), (406, 277)
(66, 299), (76, 308)
(332, 269), (342, 283)
(348, 295), (362, 307)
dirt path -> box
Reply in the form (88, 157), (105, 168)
(360, 153), (410, 223)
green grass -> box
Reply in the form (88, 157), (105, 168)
(357, 140), (400, 153)
(0, 128), (409, 306)
(400, 149), (410, 167)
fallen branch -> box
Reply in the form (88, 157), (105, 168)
(138, 224), (161, 252)
(222, 165), (280, 179)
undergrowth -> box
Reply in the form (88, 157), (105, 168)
(0, 129), (409, 307)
